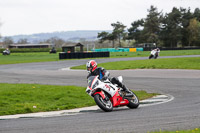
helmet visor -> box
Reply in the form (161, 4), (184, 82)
(87, 67), (92, 72)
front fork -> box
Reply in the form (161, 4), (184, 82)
(94, 90), (106, 99)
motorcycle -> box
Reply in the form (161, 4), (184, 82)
(86, 76), (139, 112)
(2, 50), (10, 55)
(49, 48), (56, 54)
(149, 50), (159, 59)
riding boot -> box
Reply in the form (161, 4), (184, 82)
(121, 84), (134, 97)
(111, 77), (132, 93)
(121, 84), (131, 93)
(117, 80), (131, 93)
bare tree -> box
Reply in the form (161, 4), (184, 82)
(17, 38), (28, 44)
(3, 37), (13, 48)
(0, 20), (2, 39)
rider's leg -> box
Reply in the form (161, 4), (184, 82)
(110, 77), (131, 93)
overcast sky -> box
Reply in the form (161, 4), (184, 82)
(0, 0), (199, 36)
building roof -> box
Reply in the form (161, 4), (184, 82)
(9, 43), (52, 47)
(62, 43), (83, 47)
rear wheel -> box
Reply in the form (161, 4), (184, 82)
(127, 91), (139, 109)
(154, 54), (158, 59)
(94, 94), (113, 112)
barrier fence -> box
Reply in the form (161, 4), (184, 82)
(92, 48), (143, 52)
(59, 52), (110, 59)
(93, 47), (200, 52)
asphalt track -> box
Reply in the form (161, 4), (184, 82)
(0, 55), (200, 133)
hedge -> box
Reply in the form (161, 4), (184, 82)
(0, 48), (62, 53)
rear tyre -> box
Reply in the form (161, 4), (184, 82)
(127, 91), (139, 109)
(94, 94), (113, 112)
(154, 54), (158, 59)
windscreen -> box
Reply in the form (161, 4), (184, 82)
(88, 76), (97, 88)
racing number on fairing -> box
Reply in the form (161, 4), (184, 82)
(105, 84), (112, 91)
(105, 84), (116, 91)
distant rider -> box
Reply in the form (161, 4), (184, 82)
(86, 60), (131, 93)
(152, 48), (160, 55)
(155, 48), (160, 54)
(3, 48), (10, 55)
(149, 48), (160, 59)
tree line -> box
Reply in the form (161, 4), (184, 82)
(98, 5), (200, 48)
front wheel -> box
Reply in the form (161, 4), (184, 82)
(149, 54), (153, 59)
(127, 91), (139, 109)
(94, 94), (113, 112)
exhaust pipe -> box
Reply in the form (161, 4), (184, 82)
(124, 93), (133, 97)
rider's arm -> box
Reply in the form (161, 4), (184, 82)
(101, 68), (110, 80)
(87, 73), (91, 79)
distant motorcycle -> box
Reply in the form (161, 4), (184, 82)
(2, 49), (10, 55)
(149, 48), (160, 59)
(86, 76), (139, 112)
(49, 48), (56, 54)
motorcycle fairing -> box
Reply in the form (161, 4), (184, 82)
(110, 91), (129, 107)
(94, 91), (105, 99)
(88, 76), (98, 88)
(87, 76), (118, 97)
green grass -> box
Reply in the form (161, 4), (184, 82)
(0, 50), (200, 65)
(150, 128), (200, 133)
(72, 57), (200, 70)
(0, 52), (60, 65)
(0, 83), (156, 116)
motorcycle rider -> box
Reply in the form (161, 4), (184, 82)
(149, 48), (160, 59)
(86, 60), (131, 93)
(3, 48), (10, 55)
(155, 48), (160, 54)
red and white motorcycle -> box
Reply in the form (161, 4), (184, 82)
(86, 76), (139, 112)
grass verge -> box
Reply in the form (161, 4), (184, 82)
(71, 57), (200, 70)
(0, 83), (157, 116)
(151, 127), (200, 133)
(0, 50), (200, 65)
(0, 52), (60, 65)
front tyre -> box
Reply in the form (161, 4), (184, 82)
(94, 94), (113, 112)
(149, 55), (153, 59)
(127, 91), (139, 109)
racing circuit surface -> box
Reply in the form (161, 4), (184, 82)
(0, 55), (200, 133)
